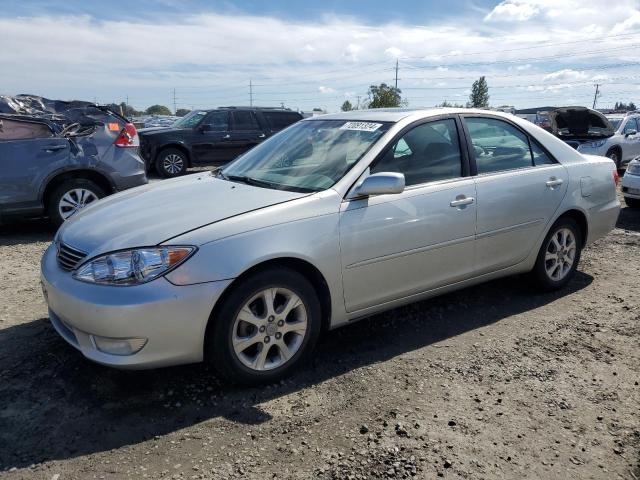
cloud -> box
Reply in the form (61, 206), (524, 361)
(485, 1), (539, 22)
(318, 86), (336, 94)
(543, 69), (588, 82)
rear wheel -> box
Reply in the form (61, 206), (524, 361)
(47, 178), (105, 226)
(156, 148), (188, 178)
(208, 267), (321, 385)
(530, 217), (582, 291)
(625, 197), (640, 208)
(605, 147), (621, 170)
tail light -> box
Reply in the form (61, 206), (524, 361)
(114, 123), (139, 148)
(613, 168), (620, 186)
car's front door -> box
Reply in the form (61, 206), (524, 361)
(191, 111), (233, 164)
(339, 117), (477, 313)
(462, 115), (569, 275)
(227, 110), (265, 160)
(621, 118), (640, 161)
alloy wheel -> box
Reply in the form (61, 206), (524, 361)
(544, 227), (576, 281)
(231, 287), (308, 371)
(58, 188), (99, 220)
(162, 154), (184, 175)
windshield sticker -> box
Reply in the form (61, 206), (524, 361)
(340, 121), (382, 132)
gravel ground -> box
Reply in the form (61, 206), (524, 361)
(0, 189), (638, 480)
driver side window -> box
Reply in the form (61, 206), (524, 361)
(624, 118), (638, 134)
(370, 118), (463, 186)
(202, 111), (229, 131)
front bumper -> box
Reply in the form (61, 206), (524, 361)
(40, 243), (232, 369)
(621, 172), (640, 199)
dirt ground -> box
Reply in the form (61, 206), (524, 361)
(0, 191), (639, 480)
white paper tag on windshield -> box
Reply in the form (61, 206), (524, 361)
(340, 121), (382, 132)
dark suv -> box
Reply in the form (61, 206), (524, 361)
(138, 107), (303, 177)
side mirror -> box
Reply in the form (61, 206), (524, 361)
(626, 129), (637, 137)
(354, 172), (405, 197)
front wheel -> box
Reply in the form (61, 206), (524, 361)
(625, 197), (640, 208)
(605, 148), (621, 170)
(530, 217), (582, 291)
(155, 148), (188, 178)
(47, 178), (105, 226)
(208, 267), (322, 385)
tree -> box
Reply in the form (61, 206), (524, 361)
(176, 108), (191, 117)
(145, 105), (172, 116)
(437, 100), (464, 108)
(341, 100), (353, 112)
(366, 83), (405, 109)
(468, 76), (490, 108)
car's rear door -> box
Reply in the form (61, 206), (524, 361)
(227, 110), (264, 160)
(339, 116), (477, 312)
(461, 115), (568, 275)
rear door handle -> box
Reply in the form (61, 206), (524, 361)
(450, 196), (475, 207)
(546, 178), (564, 188)
(43, 145), (67, 152)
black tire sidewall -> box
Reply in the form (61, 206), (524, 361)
(532, 217), (582, 291)
(156, 148), (187, 178)
(47, 178), (105, 226)
(209, 268), (322, 385)
(625, 197), (640, 208)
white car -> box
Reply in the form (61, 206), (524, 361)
(576, 112), (640, 169)
(621, 157), (640, 208)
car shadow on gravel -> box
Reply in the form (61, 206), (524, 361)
(617, 204), (640, 233)
(0, 218), (55, 246)
(0, 271), (593, 470)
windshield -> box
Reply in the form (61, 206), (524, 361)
(220, 119), (391, 192)
(172, 110), (207, 128)
(607, 118), (623, 130)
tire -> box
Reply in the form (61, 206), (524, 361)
(530, 217), (583, 291)
(208, 267), (322, 385)
(47, 178), (106, 226)
(605, 147), (621, 170)
(625, 196), (640, 208)
(155, 148), (188, 178)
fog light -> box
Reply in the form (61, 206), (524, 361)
(92, 335), (147, 356)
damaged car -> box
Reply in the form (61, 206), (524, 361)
(547, 106), (639, 169)
(0, 95), (147, 225)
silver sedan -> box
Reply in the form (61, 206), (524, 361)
(41, 108), (620, 385)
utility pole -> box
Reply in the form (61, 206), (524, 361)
(356, 95), (361, 109)
(394, 59), (399, 90)
(125, 95), (129, 117)
(249, 80), (253, 107)
(592, 84), (601, 109)
(172, 88), (177, 115)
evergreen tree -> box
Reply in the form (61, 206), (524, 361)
(468, 76), (490, 108)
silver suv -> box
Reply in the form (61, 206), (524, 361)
(577, 112), (640, 169)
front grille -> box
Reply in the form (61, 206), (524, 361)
(57, 242), (88, 271)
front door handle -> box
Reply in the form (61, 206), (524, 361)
(222, 134), (231, 140)
(546, 177), (564, 188)
(257, 133), (266, 139)
(43, 145), (67, 152)
(450, 195), (475, 207)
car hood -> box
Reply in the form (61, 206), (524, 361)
(58, 173), (309, 256)
(549, 107), (615, 140)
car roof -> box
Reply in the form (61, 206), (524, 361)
(305, 107), (509, 123)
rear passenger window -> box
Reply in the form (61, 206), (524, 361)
(263, 112), (301, 131)
(531, 142), (554, 165)
(465, 117), (533, 174)
(231, 111), (260, 131)
(371, 118), (462, 186)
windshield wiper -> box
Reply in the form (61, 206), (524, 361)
(224, 174), (279, 189)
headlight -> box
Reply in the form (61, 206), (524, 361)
(627, 160), (640, 176)
(73, 246), (196, 285)
(583, 139), (607, 148)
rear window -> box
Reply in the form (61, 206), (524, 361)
(263, 112), (302, 131)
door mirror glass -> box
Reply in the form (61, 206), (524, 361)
(625, 129), (637, 137)
(355, 172), (405, 197)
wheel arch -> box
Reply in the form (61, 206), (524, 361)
(203, 256), (332, 358)
(556, 208), (588, 246)
(42, 169), (115, 207)
(156, 143), (192, 167)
